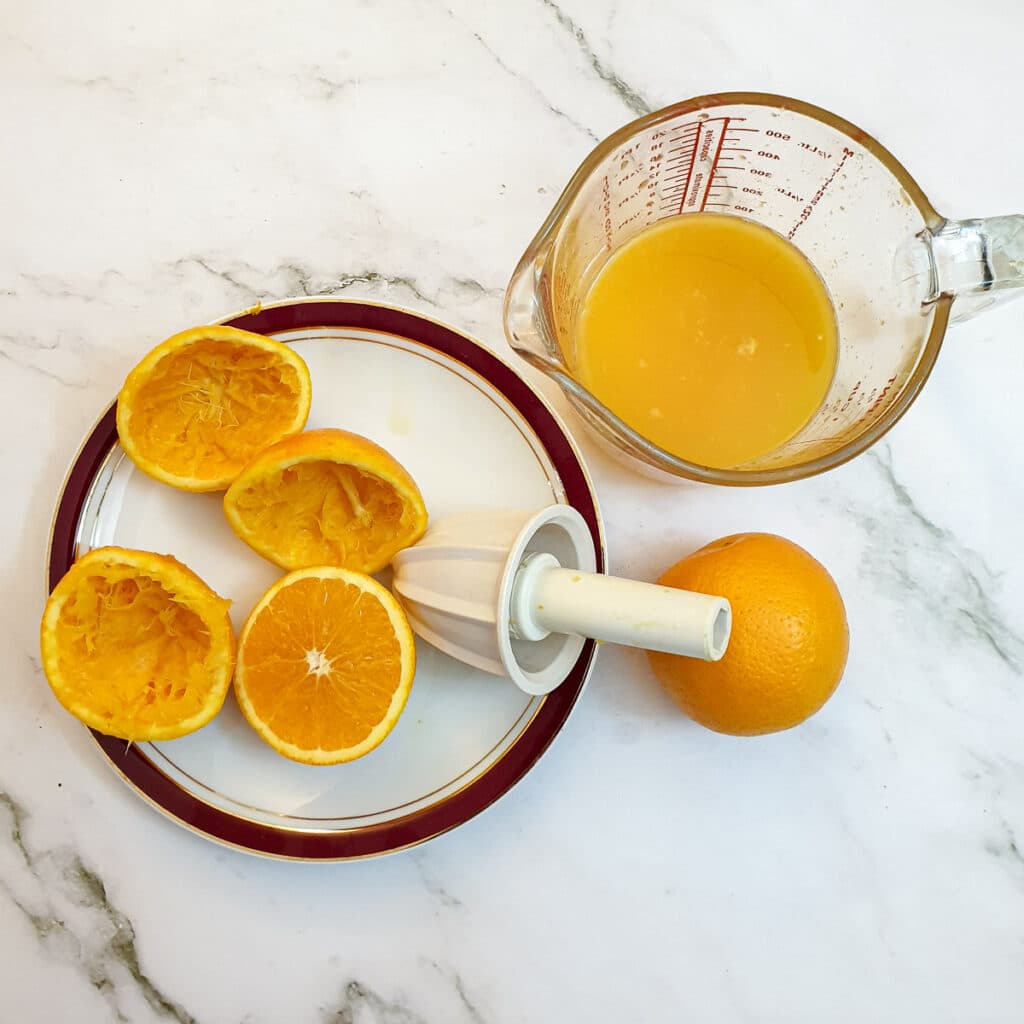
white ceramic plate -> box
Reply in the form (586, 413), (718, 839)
(47, 300), (603, 859)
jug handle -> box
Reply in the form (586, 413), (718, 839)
(926, 215), (1024, 322)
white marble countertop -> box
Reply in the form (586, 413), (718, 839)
(5, 1), (1024, 1021)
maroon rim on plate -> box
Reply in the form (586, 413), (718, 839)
(47, 300), (603, 860)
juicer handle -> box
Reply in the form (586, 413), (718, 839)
(510, 554), (731, 662)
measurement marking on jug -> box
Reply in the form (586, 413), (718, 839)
(601, 173), (612, 247)
(787, 146), (855, 239)
(864, 375), (899, 416)
(663, 117), (733, 214)
(653, 117), (760, 214)
(799, 142), (833, 159)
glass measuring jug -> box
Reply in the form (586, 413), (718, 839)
(504, 92), (1024, 484)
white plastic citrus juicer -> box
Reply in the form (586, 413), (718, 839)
(391, 505), (731, 695)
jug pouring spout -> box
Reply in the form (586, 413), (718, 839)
(503, 248), (564, 372)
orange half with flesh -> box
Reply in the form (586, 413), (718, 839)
(234, 567), (416, 764)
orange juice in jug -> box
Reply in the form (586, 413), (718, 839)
(575, 213), (838, 469)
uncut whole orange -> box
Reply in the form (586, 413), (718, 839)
(223, 428), (428, 573)
(234, 567), (416, 764)
(40, 547), (235, 740)
(647, 533), (849, 736)
(116, 325), (312, 491)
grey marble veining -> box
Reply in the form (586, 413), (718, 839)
(537, 0), (651, 116)
(0, 790), (196, 1022)
(855, 447), (1022, 673)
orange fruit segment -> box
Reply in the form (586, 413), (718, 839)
(647, 533), (849, 736)
(223, 428), (428, 573)
(234, 567), (416, 764)
(116, 325), (312, 492)
(40, 547), (236, 741)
